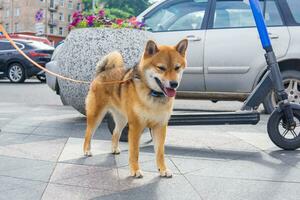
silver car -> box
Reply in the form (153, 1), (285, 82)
(137, 0), (300, 113)
(47, 0), (300, 114)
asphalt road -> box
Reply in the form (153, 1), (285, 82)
(0, 78), (265, 112)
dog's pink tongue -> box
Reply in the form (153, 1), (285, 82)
(165, 88), (176, 97)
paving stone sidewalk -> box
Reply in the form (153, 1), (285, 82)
(0, 102), (300, 200)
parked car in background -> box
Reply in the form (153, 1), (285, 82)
(137, 0), (300, 113)
(47, 0), (300, 114)
(0, 39), (54, 83)
(0, 34), (52, 46)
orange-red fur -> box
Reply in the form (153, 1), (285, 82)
(83, 39), (188, 178)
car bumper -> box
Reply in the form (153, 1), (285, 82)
(45, 61), (59, 92)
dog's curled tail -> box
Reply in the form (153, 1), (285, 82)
(96, 51), (124, 75)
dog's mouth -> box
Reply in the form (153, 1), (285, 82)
(154, 77), (176, 97)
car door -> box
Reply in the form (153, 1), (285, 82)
(0, 41), (8, 76)
(204, 0), (290, 93)
(142, 0), (210, 91)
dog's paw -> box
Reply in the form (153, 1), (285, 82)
(111, 147), (121, 155)
(84, 151), (93, 157)
(159, 169), (173, 178)
(131, 170), (143, 178)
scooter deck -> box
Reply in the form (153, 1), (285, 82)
(169, 111), (260, 126)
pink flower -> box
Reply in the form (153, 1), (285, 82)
(128, 17), (138, 26)
(86, 15), (96, 27)
(98, 9), (105, 18)
(72, 11), (82, 19)
(116, 19), (123, 26)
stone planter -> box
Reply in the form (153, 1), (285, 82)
(56, 28), (151, 114)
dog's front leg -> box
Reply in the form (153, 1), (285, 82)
(152, 125), (172, 178)
(128, 122), (143, 178)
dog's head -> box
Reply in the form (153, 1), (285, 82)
(140, 39), (188, 97)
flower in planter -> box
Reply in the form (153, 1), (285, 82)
(115, 19), (124, 26)
(98, 9), (105, 18)
(86, 15), (96, 27)
(68, 9), (146, 31)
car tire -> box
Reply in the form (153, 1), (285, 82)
(263, 70), (300, 114)
(7, 63), (26, 83)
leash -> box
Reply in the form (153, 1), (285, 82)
(0, 24), (132, 85)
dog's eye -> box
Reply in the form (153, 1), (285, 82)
(175, 66), (181, 71)
(157, 66), (166, 72)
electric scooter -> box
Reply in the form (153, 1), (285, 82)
(109, 0), (300, 150)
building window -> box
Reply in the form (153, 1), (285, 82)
(68, 1), (73, 9)
(50, 26), (54, 34)
(14, 23), (19, 32)
(59, 27), (63, 35)
(68, 14), (71, 22)
(59, 13), (64, 21)
(5, 23), (9, 33)
(77, 3), (81, 10)
(50, 12), (54, 21)
(5, 10), (9, 18)
(60, 0), (64, 6)
(50, 0), (55, 8)
(15, 8), (20, 17)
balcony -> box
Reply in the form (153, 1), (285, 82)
(48, 19), (58, 26)
(48, 4), (58, 12)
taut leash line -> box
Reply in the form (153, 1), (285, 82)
(0, 24), (131, 85)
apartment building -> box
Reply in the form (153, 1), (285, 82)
(0, 0), (82, 43)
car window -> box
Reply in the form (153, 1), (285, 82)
(0, 41), (25, 51)
(213, 0), (283, 29)
(286, 0), (300, 24)
(144, 0), (208, 32)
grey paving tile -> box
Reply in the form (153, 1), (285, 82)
(119, 157), (180, 174)
(185, 175), (300, 200)
(267, 150), (300, 169)
(229, 131), (280, 151)
(42, 183), (114, 200)
(100, 169), (201, 200)
(32, 124), (112, 140)
(58, 137), (154, 168)
(170, 157), (228, 174)
(0, 176), (47, 200)
(1, 125), (38, 134)
(185, 151), (300, 183)
(0, 133), (67, 161)
(0, 155), (55, 181)
(49, 163), (119, 191)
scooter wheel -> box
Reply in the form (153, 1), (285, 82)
(267, 109), (300, 150)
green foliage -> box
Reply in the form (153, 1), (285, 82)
(100, 0), (150, 16)
(105, 8), (132, 19)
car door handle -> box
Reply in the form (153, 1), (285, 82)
(269, 33), (279, 39)
(186, 35), (202, 41)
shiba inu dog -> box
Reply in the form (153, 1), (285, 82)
(83, 39), (188, 178)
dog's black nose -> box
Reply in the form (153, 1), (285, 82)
(170, 81), (178, 89)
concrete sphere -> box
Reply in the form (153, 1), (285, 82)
(56, 28), (151, 114)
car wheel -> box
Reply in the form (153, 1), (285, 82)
(263, 70), (300, 114)
(7, 63), (25, 83)
(36, 74), (46, 83)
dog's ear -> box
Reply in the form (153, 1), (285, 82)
(144, 40), (159, 57)
(175, 39), (188, 57)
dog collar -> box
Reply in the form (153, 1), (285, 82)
(150, 90), (165, 97)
